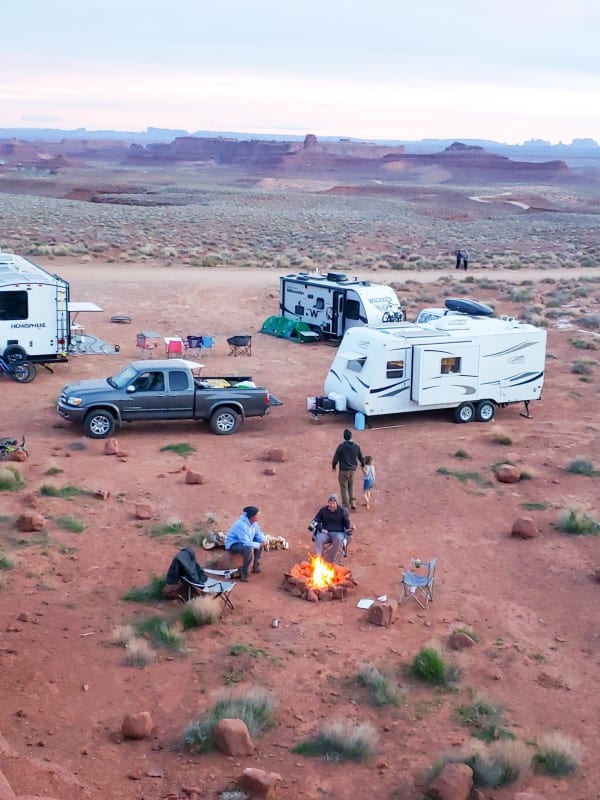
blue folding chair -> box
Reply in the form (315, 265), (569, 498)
(400, 558), (437, 609)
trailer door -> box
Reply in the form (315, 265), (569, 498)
(412, 343), (479, 405)
(331, 290), (345, 337)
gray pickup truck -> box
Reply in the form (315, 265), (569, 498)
(57, 359), (282, 437)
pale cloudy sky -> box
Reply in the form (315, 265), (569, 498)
(2, 0), (599, 143)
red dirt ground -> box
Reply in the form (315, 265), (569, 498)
(1, 263), (599, 800)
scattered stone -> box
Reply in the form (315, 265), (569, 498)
(185, 470), (204, 485)
(495, 464), (521, 483)
(15, 513), (45, 532)
(511, 516), (540, 539)
(448, 631), (476, 650)
(427, 762), (473, 800)
(264, 467), (276, 476)
(265, 448), (286, 462)
(366, 600), (397, 627)
(134, 502), (155, 520)
(213, 718), (254, 756)
(122, 711), (154, 740)
(240, 767), (282, 798)
(104, 438), (120, 455)
(93, 489), (110, 500)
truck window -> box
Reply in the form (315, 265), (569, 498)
(133, 371), (164, 392)
(441, 357), (461, 374)
(386, 359), (404, 378)
(345, 299), (360, 320)
(347, 357), (366, 373)
(0, 290), (28, 320)
(169, 371), (190, 391)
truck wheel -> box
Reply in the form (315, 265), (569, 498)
(10, 362), (37, 383)
(84, 410), (116, 438)
(454, 402), (475, 424)
(475, 400), (495, 422)
(210, 406), (241, 435)
(3, 345), (27, 363)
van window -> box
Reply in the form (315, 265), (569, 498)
(169, 371), (189, 391)
(347, 357), (366, 373)
(0, 290), (28, 320)
(441, 357), (461, 374)
(345, 299), (360, 320)
(386, 359), (404, 378)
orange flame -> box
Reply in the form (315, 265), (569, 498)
(308, 555), (336, 590)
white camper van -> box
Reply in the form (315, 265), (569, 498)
(0, 253), (71, 364)
(279, 271), (404, 340)
(324, 300), (546, 423)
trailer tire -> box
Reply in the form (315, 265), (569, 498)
(10, 362), (37, 383)
(210, 406), (241, 435)
(84, 410), (116, 438)
(475, 400), (495, 422)
(454, 402), (475, 424)
(3, 345), (27, 363)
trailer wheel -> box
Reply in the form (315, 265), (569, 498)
(210, 406), (241, 435)
(84, 410), (116, 438)
(475, 400), (495, 422)
(10, 362), (37, 383)
(454, 402), (475, 424)
(3, 345), (27, 363)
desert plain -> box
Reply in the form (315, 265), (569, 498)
(0, 152), (599, 800)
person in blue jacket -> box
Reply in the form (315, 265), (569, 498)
(225, 505), (267, 581)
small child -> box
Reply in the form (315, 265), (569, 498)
(362, 455), (376, 509)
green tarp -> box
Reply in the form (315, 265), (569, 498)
(260, 316), (320, 343)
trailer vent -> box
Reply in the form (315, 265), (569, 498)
(326, 272), (348, 283)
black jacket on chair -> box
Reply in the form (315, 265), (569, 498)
(166, 547), (208, 586)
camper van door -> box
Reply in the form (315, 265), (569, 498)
(412, 343), (480, 406)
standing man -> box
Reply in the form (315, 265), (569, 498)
(332, 428), (365, 511)
(225, 505), (267, 582)
(462, 249), (469, 270)
(455, 249), (463, 269)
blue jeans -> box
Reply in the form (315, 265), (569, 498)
(227, 543), (261, 577)
(314, 531), (345, 565)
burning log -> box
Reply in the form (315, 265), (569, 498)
(282, 556), (357, 601)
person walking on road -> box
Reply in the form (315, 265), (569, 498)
(332, 429), (365, 511)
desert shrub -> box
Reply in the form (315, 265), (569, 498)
(452, 626), (479, 642)
(292, 719), (377, 761)
(112, 624), (136, 646)
(56, 515), (85, 533)
(533, 732), (582, 776)
(409, 647), (460, 686)
(181, 596), (219, 628)
(39, 484), (88, 498)
(354, 664), (404, 707)
(571, 360), (594, 376)
(0, 551), (14, 570)
(577, 313), (600, 330)
(160, 442), (196, 457)
(437, 467), (488, 486)
(454, 449), (470, 460)
(522, 501), (547, 511)
(183, 687), (277, 752)
(489, 427), (512, 445)
(566, 458), (598, 476)
(124, 637), (155, 666)
(457, 695), (515, 742)
(509, 288), (534, 303)
(44, 467), (64, 476)
(430, 740), (530, 788)
(0, 465), (24, 492)
(147, 521), (188, 537)
(123, 575), (167, 602)
(571, 339), (596, 350)
(555, 509), (600, 536)
(134, 616), (185, 651)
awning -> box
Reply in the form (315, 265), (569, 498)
(68, 302), (103, 313)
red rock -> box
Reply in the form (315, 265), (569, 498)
(367, 600), (397, 627)
(122, 711), (153, 739)
(240, 767), (282, 798)
(185, 470), (204, 485)
(511, 516), (540, 539)
(448, 632), (476, 650)
(266, 448), (286, 462)
(134, 502), (154, 520)
(213, 718), (254, 756)
(93, 488), (110, 500)
(15, 513), (45, 532)
(104, 438), (120, 455)
(427, 762), (473, 800)
(495, 464), (521, 483)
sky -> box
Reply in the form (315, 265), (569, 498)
(2, 0), (599, 144)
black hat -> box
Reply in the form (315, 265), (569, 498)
(244, 505), (259, 519)
(343, 429), (352, 441)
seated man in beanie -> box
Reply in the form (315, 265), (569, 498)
(163, 546), (208, 601)
(309, 494), (352, 565)
(225, 506), (267, 581)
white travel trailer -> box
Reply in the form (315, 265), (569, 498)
(279, 271), (404, 340)
(324, 301), (546, 423)
(0, 252), (71, 364)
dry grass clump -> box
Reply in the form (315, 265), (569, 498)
(111, 624), (136, 646)
(354, 664), (404, 707)
(533, 732), (582, 776)
(555, 508), (600, 536)
(0, 465), (24, 492)
(489, 426), (513, 446)
(181, 595), (220, 628)
(430, 739), (530, 788)
(292, 719), (378, 761)
(124, 636), (155, 666)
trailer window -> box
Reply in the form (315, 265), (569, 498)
(314, 298), (324, 310)
(0, 290), (28, 320)
(440, 357), (461, 374)
(347, 356), (366, 373)
(386, 359), (404, 378)
(345, 299), (360, 320)
(169, 371), (189, 391)
(294, 304), (305, 315)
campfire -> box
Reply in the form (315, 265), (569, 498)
(281, 555), (356, 602)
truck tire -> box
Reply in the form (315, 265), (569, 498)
(84, 410), (116, 438)
(454, 402), (475, 424)
(10, 362), (37, 383)
(475, 400), (495, 422)
(210, 406), (241, 435)
(3, 344), (27, 363)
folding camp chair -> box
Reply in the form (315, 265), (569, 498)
(165, 337), (185, 358)
(185, 335), (203, 356)
(182, 569), (238, 617)
(227, 335), (252, 357)
(400, 558), (436, 609)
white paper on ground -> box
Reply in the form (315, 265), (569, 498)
(356, 598), (374, 609)
(377, 595), (387, 602)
